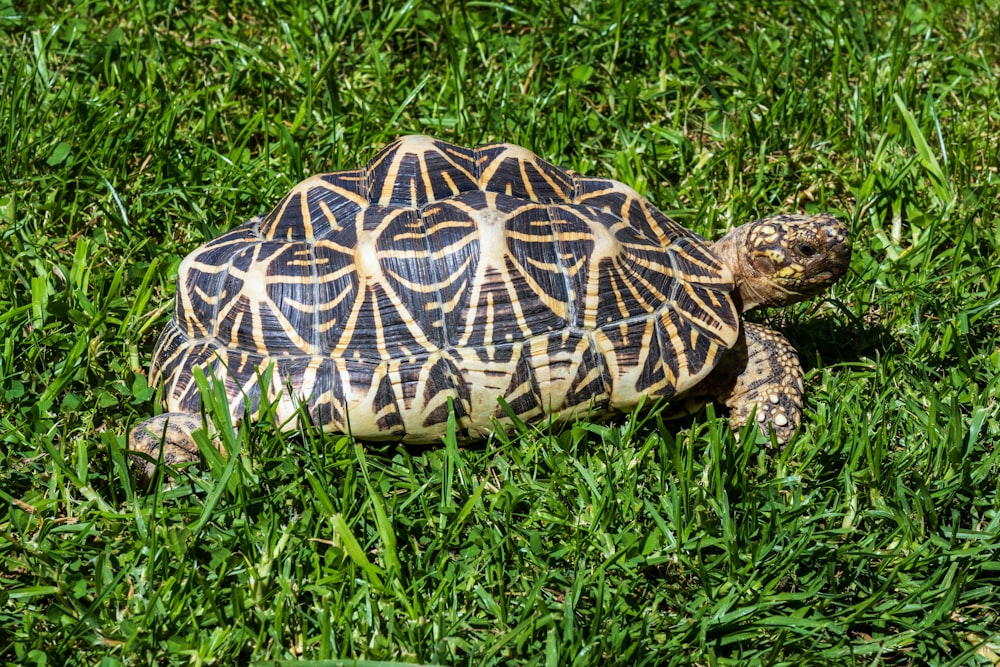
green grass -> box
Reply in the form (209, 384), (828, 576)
(2, 0), (1000, 664)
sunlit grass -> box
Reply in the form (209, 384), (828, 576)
(2, 0), (999, 665)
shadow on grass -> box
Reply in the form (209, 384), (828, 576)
(777, 313), (897, 371)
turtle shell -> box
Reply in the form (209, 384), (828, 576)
(150, 135), (740, 441)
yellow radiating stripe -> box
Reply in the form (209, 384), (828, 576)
(438, 275), (470, 316)
(329, 211), (439, 358)
(637, 317), (671, 395)
(506, 254), (570, 322)
(657, 310), (684, 390)
(570, 337), (606, 396)
(533, 161), (572, 201)
(679, 283), (739, 345)
(368, 145), (399, 206)
(385, 266), (451, 294)
(226, 308), (244, 347)
(608, 257), (661, 317)
(315, 199), (346, 233)
(150, 326), (188, 388)
(519, 159), (537, 200)
(314, 285), (356, 334)
(308, 262), (358, 286)
(439, 170), (459, 197)
(328, 282), (370, 357)
(262, 193), (293, 241)
(438, 143), (477, 180)
(297, 190), (315, 240)
(311, 178), (367, 206)
(181, 303), (209, 337)
(162, 346), (193, 411)
(456, 264), (489, 348)
(419, 151), (437, 201)
(191, 283), (220, 305)
(421, 215), (475, 236)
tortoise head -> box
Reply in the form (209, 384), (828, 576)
(713, 213), (852, 312)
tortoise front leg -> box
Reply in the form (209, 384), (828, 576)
(716, 321), (805, 444)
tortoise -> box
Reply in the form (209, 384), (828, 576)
(130, 135), (851, 482)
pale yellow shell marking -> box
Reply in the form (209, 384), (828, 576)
(353, 229), (381, 280)
(588, 217), (620, 259)
(331, 359), (390, 434)
(439, 170), (460, 196)
(160, 339), (204, 411)
(175, 251), (220, 337)
(455, 194), (537, 346)
(476, 143), (533, 184)
(296, 190), (316, 241)
(437, 265), (473, 313)
(656, 312), (684, 390)
(499, 212), (570, 322)
(524, 254), (566, 274)
(381, 360), (425, 435)
(385, 268), (451, 294)
(191, 284), (219, 308)
(373, 144), (412, 205)
(310, 244), (362, 283)
(688, 327), (701, 351)
(268, 356), (323, 425)
(579, 225), (619, 329)
(421, 138), (478, 188)
(315, 200), (345, 233)
(558, 252), (587, 280)
(181, 314), (207, 339)
(608, 254), (667, 321)
(525, 333), (585, 413)
(620, 253), (674, 300)
(287, 175), (370, 238)
(237, 354), (275, 419)
(331, 209), (438, 359)
(417, 151), (440, 200)
(423, 217), (477, 237)
(569, 337), (607, 400)
(227, 309), (245, 347)
(520, 151), (571, 200)
(447, 346), (526, 428)
(416, 354), (458, 423)
(425, 237), (479, 261)
(473, 203), (507, 267)
(218, 247), (315, 354)
(368, 367), (401, 426)
(595, 318), (663, 405)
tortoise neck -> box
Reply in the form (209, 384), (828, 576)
(711, 227), (779, 314)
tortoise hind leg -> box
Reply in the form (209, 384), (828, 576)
(718, 321), (804, 444)
(129, 412), (212, 485)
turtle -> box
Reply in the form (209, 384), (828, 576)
(130, 135), (851, 483)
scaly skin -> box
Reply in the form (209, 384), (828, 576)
(704, 213), (851, 442)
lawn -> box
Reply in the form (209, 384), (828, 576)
(2, 0), (1000, 665)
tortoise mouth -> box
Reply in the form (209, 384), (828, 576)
(825, 240), (853, 279)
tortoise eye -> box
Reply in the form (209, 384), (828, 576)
(796, 242), (817, 257)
